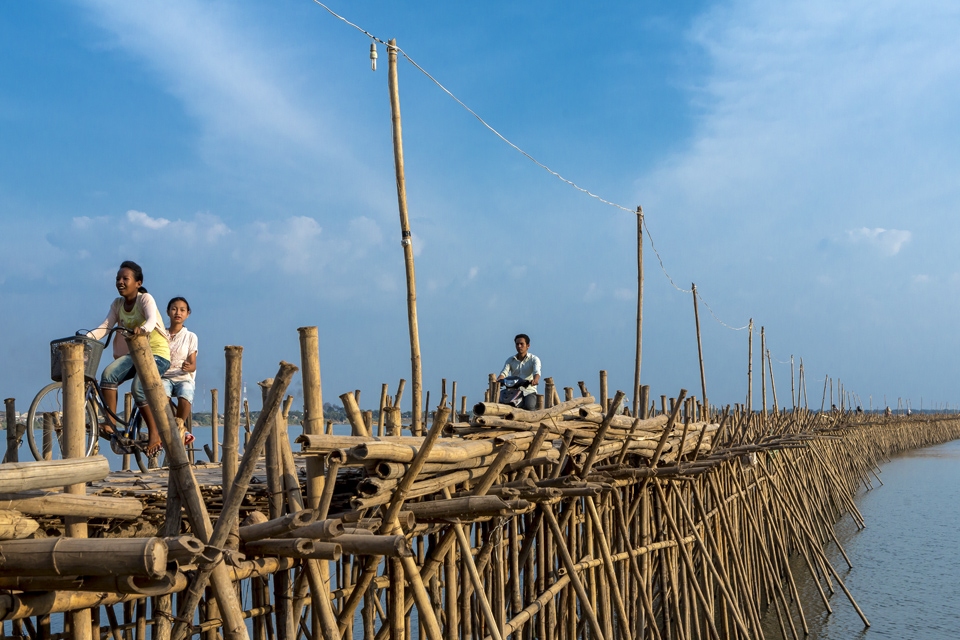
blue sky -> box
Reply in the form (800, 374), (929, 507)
(3, 0), (959, 415)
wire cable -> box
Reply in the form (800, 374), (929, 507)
(309, 0), (753, 332)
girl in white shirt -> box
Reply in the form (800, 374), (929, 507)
(161, 297), (198, 439)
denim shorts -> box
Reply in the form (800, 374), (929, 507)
(101, 354), (136, 389)
(101, 354), (170, 406)
(162, 378), (196, 404)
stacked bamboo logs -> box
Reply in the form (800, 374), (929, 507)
(2, 331), (960, 639)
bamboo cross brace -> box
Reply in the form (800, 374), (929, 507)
(664, 479), (752, 637)
(743, 468), (811, 635)
(578, 390), (626, 478)
(444, 487), (504, 640)
(651, 479), (723, 640)
(371, 440), (519, 640)
(172, 363), (298, 640)
(756, 457), (869, 627)
(690, 480), (765, 637)
(649, 390), (687, 468)
(126, 334), (251, 640)
(336, 406), (449, 638)
(584, 495), (634, 639)
(720, 472), (803, 638)
(763, 455), (845, 608)
(541, 504), (606, 640)
(610, 491), (662, 640)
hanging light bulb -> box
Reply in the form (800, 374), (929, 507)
(369, 42), (378, 71)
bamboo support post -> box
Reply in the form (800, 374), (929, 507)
(387, 38), (423, 437)
(340, 391), (370, 438)
(223, 346), (243, 488)
(210, 388), (219, 463)
(633, 206), (644, 417)
(3, 398), (19, 464)
(59, 342), (92, 640)
(692, 283), (709, 418)
(127, 337), (296, 640)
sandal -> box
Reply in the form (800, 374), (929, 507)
(146, 442), (164, 459)
(98, 423), (117, 439)
(110, 434), (139, 456)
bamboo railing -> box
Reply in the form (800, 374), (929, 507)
(1, 331), (959, 640)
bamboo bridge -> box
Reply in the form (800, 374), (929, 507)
(1, 328), (958, 640)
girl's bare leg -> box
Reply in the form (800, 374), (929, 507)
(139, 403), (162, 456)
(102, 387), (118, 433)
(176, 398), (192, 423)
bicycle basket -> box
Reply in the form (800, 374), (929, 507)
(50, 336), (105, 382)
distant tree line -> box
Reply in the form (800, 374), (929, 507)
(186, 403), (412, 427)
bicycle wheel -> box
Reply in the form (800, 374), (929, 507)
(26, 382), (98, 461)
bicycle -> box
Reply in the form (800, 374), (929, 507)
(26, 328), (148, 471)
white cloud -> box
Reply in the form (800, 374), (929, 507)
(468, 267), (479, 280)
(248, 216), (324, 275)
(127, 209), (170, 230)
(639, 0), (960, 257)
(72, 215), (108, 229)
(845, 227), (911, 256)
(80, 1), (318, 149)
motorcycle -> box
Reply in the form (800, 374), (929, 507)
(498, 376), (533, 407)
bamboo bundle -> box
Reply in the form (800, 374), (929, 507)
(0, 537), (168, 578)
(0, 491), (143, 518)
(0, 456), (110, 493)
(242, 538), (317, 558)
(164, 536), (205, 565)
(238, 509), (317, 543)
(0, 571), (186, 596)
(0, 509), (39, 540)
(405, 496), (531, 521)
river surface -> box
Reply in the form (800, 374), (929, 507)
(763, 438), (960, 639)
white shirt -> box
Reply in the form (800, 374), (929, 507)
(499, 353), (541, 396)
(163, 327), (198, 383)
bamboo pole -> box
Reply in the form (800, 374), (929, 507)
(210, 389), (219, 463)
(127, 332), (250, 640)
(335, 403), (449, 639)
(59, 341), (92, 640)
(378, 383), (388, 437)
(633, 206), (644, 418)
(747, 319), (753, 416)
(340, 391), (370, 438)
(767, 349), (779, 415)
(223, 346), (243, 488)
(691, 284), (709, 419)
(760, 327), (767, 419)
(3, 398), (18, 464)
(387, 38), (423, 437)
(127, 335), (296, 640)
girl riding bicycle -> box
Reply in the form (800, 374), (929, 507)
(162, 296), (197, 445)
(88, 260), (170, 457)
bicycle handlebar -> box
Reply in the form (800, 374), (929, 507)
(76, 326), (134, 349)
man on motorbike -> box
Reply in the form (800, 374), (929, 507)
(497, 334), (541, 410)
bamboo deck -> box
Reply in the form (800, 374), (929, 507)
(2, 335), (959, 640)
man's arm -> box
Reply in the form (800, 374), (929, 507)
(497, 359), (512, 381)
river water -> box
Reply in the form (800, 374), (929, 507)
(763, 438), (960, 639)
